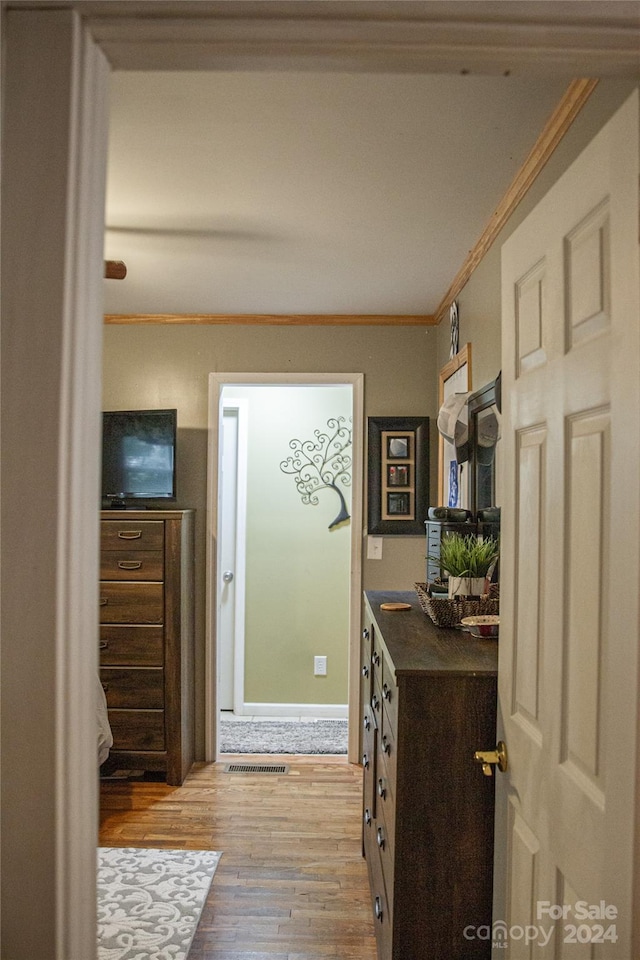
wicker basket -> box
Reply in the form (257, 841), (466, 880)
(414, 582), (499, 628)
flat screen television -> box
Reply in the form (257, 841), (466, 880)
(101, 408), (177, 507)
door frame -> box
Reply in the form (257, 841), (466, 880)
(1, 11), (110, 958)
(218, 398), (249, 715)
(5, 8), (638, 959)
(205, 372), (364, 763)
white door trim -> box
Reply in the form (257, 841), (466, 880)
(205, 372), (364, 763)
(1, 11), (109, 959)
(219, 398), (249, 716)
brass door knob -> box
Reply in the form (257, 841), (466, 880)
(474, 740), (508, 776)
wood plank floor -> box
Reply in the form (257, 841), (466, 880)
(99, 755), (378, 960)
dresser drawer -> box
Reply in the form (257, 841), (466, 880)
(368, 835), (392, 959)
(100, 550), (164, 582)
(101, 520), (164, 552)
(108, 709), (165, 751)
(100, 625), (164, 666)
(371, 672), (383, 729)
(362, 705), (377, 826)
(376, 765), (395, 849)
(99, 581), (163, 624)
(378, 723), (397, 796)
(381, 659), (398, 737)
(361, 624), (373, 708)
(101, 667), (164, 709)
(371, 640), (383, 685)
(375, 809), (395, 908)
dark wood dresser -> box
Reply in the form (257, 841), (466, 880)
(361, 590), (498, 960)
(100, 509), (195, 785)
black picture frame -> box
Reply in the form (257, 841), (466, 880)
(367, 416), (430, 535)
(467, 375), (500, 515)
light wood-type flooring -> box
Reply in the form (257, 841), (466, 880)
(99, 755), (378, 960)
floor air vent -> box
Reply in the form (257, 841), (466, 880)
(223, 762), (289, 774)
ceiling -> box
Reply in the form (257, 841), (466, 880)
(104, 71), (570, 315)
(99, 2), (639, 318)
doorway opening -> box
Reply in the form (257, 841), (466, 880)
(206, 373), (364, 763)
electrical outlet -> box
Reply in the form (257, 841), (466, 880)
(314, 655), (327, 676)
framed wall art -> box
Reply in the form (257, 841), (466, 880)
(437, 343), (472, 509)
(367, 416), (430, 535)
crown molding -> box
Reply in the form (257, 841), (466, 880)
(104, 313), (437, 325)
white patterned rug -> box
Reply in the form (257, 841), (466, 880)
(220, 718), (348, 754)
(97, 847), (221, 960)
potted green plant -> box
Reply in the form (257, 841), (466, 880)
(430, 533), (499, 599)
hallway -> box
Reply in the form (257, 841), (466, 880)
(100, 755), (376, 959)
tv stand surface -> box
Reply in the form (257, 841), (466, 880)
(103, 499), (151, 510)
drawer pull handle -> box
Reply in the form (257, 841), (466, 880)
(371, 694), (380, 712)
(382, 682), (392, 702)
(99, 641), (108, 650)
(361, 665), (369, 679)
(118, 530), (142, 539)
(362, 627), (369, 641)
(372, 652), (381, 667)
(376, 826), (385, 850)
(363, 715), (371, 732)
(382, 735), (391, 756)
(99, 598), (108, 606)
(374, 897), (383, 922)
(364, 808), (372, 826)
(363, 753), (369, 770)
(377, 778), (386, 799)
(118, 560), (142, 570)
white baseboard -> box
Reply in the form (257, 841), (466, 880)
(240, 702), (349, 719)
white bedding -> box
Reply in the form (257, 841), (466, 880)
(97, 674), (113, 765)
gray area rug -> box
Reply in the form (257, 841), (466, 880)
(97, 847), (221, 960)
(220, 718), (348, 754)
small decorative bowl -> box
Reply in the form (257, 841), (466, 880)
(460, 615), (500, 638)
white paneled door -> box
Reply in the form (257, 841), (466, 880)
(495, 91), (639, 958)
(219, 405), (240, 711)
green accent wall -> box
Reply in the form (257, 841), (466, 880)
(224, 385), (351, 705)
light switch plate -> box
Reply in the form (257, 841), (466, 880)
(367, 536), (383, 560)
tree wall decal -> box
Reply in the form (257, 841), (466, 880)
(280, 416), (352, 530)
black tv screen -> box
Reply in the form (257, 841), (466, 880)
(102, 409), (177, 503)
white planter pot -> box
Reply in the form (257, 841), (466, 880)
(448, 577), (486, 599)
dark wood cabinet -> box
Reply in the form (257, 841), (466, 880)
(362, 590), (498, 960)
(100, 510), (195, 785)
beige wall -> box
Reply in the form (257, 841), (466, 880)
(102, 323), (439, 752)
(436, 79), (640, 389)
